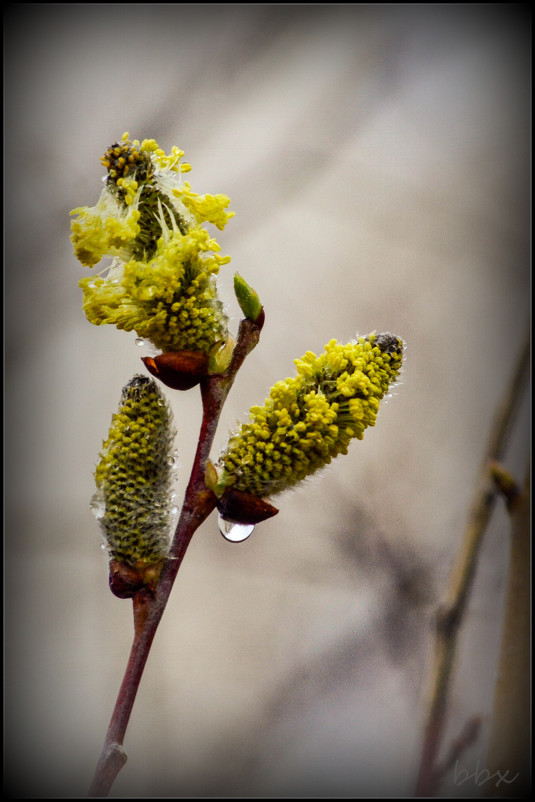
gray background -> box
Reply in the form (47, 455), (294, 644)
(4, 4), (530, 798)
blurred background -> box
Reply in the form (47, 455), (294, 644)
(4, 4), (530, 798)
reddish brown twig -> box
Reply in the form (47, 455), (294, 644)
(89, 318), (262, 797)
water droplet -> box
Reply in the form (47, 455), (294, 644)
(218, 515), (254, 543)
(135, 337), (145, 347)
(171, 506), (178, 515)
(90, 491), (106, 520)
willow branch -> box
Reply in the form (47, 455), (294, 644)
(415, 331), (529, 797)
(88, 317), (262, 797)
(485, 463), (530, 797)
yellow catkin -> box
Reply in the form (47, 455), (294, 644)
(71, 135), (233, 354)
(217, 334), (403, 498)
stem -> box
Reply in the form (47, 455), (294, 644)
(414, 332), (529, 797)
(485, 464), (530, 796)
(89, 318), (262, 797)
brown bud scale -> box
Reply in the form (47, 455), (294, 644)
(217, 487), (279, 524)
(108, 558), (165, 599)
(142, 351), (209, 390)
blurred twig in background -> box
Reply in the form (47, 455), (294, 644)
(415, 331), (530, 796)
(485, 463), (530, 797)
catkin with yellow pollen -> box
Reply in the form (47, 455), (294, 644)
(71, 134), (234, 356)
(214, 333), (403, 501)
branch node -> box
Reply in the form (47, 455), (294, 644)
(489, 460), (521, 512)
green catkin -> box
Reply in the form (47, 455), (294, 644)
(94, 375), (175, 566)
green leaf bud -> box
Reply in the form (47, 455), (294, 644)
(233, 273), (263, 323)
(216, 333), (403, 499)
(92, 375), (176, 580)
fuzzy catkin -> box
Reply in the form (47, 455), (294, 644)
(94, 375), (175, 566)
(217, 333), (403, 498)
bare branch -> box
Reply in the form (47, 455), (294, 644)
(415, 331), (529, 797)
